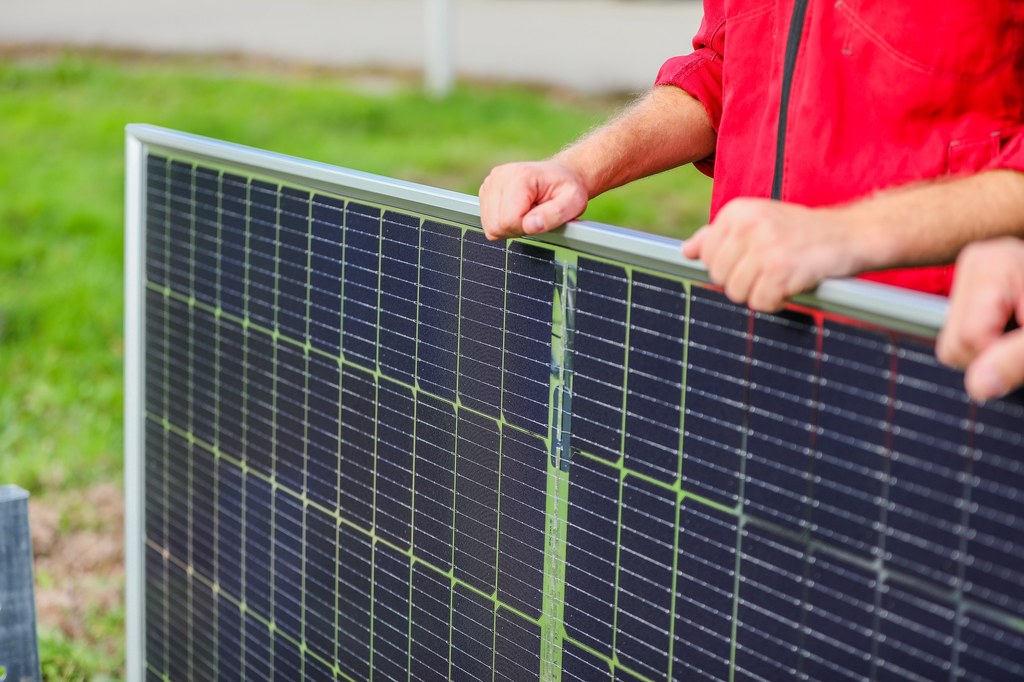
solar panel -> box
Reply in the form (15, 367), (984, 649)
(125, 125), (1024, 682)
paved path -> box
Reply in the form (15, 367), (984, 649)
(3, 0), (704, 93)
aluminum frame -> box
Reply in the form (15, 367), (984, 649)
(123, 123), (951, 681)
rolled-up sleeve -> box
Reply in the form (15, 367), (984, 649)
(990, 128), (1024, 174)
(654, 1), (726, 176)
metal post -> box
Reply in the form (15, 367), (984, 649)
(0, 485), (40, 682)
(425, 0), (454, 96)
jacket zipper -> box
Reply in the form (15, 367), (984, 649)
(771, 0), (812, 200)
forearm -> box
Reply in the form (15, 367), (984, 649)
(834, 170), (1024, 273)
(552, 85), (717, 199)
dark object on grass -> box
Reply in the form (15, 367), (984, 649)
(0, 485), (40, 682)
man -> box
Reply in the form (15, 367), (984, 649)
(479, 1), (1024, 312)
(938, 238), (1024, 402)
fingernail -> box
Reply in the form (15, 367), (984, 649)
(524, 215), (544, 233)
(971, 368), (1009, 402)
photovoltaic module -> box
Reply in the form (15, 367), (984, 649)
(125, 126), (1024, 681)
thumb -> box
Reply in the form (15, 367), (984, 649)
(522, 198), (582, 235)
(964, 327), (1024, 402)
(682, 225), (710, 260)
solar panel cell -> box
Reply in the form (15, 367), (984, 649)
(339, 366), (376, 531)
(243, 473), (274, 618)
(417, 220), (462, 402)
(303, 505), (338, 664)
(193, 166), (220, 307)
(246, 179), (280, 329)
(454, 410), (501, 592)
(306, 353), (341, 512)
(337, 525), (373, 680)
(375, 381), (416, 549)
(277, 187), (311, 342)
(167, 160), (194, 297)
(494, 608), (541, 682)
(342, 202), (381, 369)
(459, 231), (506, 418)
(503, 242), (555, 434)
(379, 210), (421, 385)
(145, 155), (169, 286)
(308, 194), (345, 355)
(215, 457), (244, 600)
(275, 339), (308, 494)
(681, 287), (748, 507)
(414, 394), (457, 572)
(571, 258), (628, 463)
(452, 584), (496, 682)
(623, 273), (686, 484)
(372, 543), (412, 681)
(273, 488), (305, 643)
(218, 173), (248, 319)
(410, 563), (452, 680)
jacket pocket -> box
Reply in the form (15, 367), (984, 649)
(836, 0), (1021, 81)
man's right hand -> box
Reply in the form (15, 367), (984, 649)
(478, 160), (589, 241)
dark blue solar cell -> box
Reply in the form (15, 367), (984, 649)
(244, 330), (276, 477)
(342, 202), (381, 369)
(277, 187), (311, 342)
(243, 613), (272, 680)
(216, 320), (245, 460)
(417, 220), (462, 401)
(193, 166), (220, 306)
(372, 543), (411, 681)
(190, 307), (218, 447)
(414, 394), (457, 572)
(145, 154), (169, 286)
(682, 287), (748, 507)
(454, 410), (501, 592)
(337, 525), (373, 681)
(812, 322), (890, 555)
(165, 431), (190, 563)
(167, 160), (194, 297)
(216, 595), (243, 682)
(144, 290), (168, 418)
(452, 583), (495, 682)
(219, 173), (248, 318)
(616, 476), (676, 679)
(145, 547), (167, 675)
(273, 489), (304, 641)
(243, 473), (274, 618)
(304, 652), (337, 682)
(624, 272), (686, 484)
(959, 611), (1024, 681)
(166, 561), (190, 680)
(410, 564), (452, 680)
(275, 340), (307, 494)
(503, 242), (554, 434)
(459, 231), (506, 418)
(165, 297), (192, 431)
(494, 608), (541, 682)
(306, 353), (340, 511)
(735, 524), (806, 681)
(887, 339), (970, 589)
(339, 366), (376, 531)
(144, 421), (167, 549)
(247, 179), (279, 329)
(744, 311), (818, 531)
(802, 551), (875, 681)
(497, 428), (547, 620)
(674, 500), (739, 682)
(191, 444), (216, 581)
(614, 667), (646, 682)
(875, 580), (955, 682)
(375, 381), (415, 549)
(379, 210), (420, 385)
(564, 455), (620, 656)
(304, 505), (338, 663)
(273, 635), (302, 681)
(191, 579), (217, 680)
(308, 194), (344, 355)
(967, 396), (1024, 618)
(215, 459), (243, 600)
(561, 640), (613, 682)
(571, 258), (628, 463)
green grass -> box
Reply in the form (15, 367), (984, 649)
(0, 53), (711, 679)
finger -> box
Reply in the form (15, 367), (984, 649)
(937, 283), (1015, 368)
(682, 226), (710, 260)
(479, 176), (503, 240)
(704, 226), (748, 288)
(495, 178), (537, 240)
(964, 328), (1024, 402)
(722, 252), (761, 305)
(747, 266), (789, 313)
(522, 189), (585, 235)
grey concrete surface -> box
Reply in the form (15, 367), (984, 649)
(2, 0), (704, 93)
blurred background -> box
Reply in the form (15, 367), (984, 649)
(0, 1), (710, 678)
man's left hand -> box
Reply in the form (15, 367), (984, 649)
(682, 198), (861, 312)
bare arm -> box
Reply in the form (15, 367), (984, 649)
(479, 85), (716, 240)
(684, 169), (1024, 311)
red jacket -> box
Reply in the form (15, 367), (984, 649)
(657, 0), (1024, 295)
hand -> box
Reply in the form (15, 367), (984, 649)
(478, 161), (588, 241)
(682, 198), (861, 312)
(936, 238), (1024, 402)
